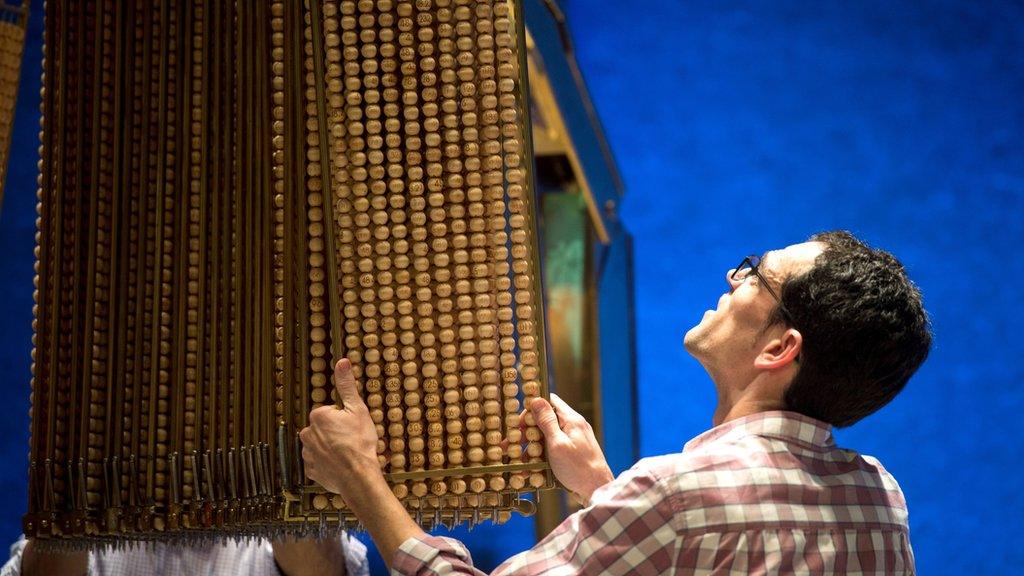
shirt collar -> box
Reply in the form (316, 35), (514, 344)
(683, 410), (834, 452)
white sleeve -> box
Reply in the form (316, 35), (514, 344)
(0, 536), (26, 576)
(340, 533), (370, 576)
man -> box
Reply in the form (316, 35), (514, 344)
(301, 230), (931, 574)
(3, 530), (369, 575)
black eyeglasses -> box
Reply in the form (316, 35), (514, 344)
(731, 254), (794, 324)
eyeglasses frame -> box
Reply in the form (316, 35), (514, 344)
(731, 254), (795, 326)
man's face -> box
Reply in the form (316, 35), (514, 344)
(684, 242), (824, 381)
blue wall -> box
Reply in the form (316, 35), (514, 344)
(1, 2), (1022, 574)
(566, 2), (1023, 574)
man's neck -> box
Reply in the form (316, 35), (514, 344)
(713, 398), (787, 426)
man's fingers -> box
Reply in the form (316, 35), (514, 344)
(549, 393), (582, 422)
(530, 397), (564, 440)
(333, 358), (363, 410)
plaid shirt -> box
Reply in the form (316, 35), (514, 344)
(393, 411), (915, 575)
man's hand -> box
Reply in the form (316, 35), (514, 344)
(300, 359), (381, 498)
(299, 359), (426, 570)
(530, 394), (615, 504)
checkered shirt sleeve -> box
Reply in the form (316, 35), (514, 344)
(392, 411), (916, 575)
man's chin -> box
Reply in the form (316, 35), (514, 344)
(682, 325), (702, 353)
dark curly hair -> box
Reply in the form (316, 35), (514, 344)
(770, 231), (932, 427)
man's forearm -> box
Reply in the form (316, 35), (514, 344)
(343, 463), (426, 570)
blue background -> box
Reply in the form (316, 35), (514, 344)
(1, 1), (1022, 574)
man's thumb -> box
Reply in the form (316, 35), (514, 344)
(530, 397), (563, 439)
(333, 358), (361, 409)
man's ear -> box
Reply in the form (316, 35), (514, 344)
(754, 328), (803, 371)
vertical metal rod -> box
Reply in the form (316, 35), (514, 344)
(170, 0), (191, 511)
(307, 0), (343, 375)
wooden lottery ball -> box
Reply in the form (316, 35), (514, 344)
(481, 384), (499, 401)
(469, 478), (486, 493)
(485, 431), (504, 447)
(427, 434), (444, 452)
(426, 406), (442, 422)
(409, 453), (426, 469)
(480, 369), (500, 385)
(484, 441), (506, 462)
(421, 348), (437, 363)
(526, 443), (544, 458)
(459, 417), (480, 436)
(450, 479), (467, 495)
(484, 415), (502, 431)
(430, 481), (447, 496)
(501, 383), (519, 399)
(429, 452), (445, 467)
(522, 380), (540, 396)
(405, 406), (425, 426)
(402, 360), (418, 376)
(448, 450), (465, 466)
(408, 436), (425, 453)
(393, 484), (409, 499)
(521, 364), (540, 380)
(506, 444), (522, 460)
(431, 376), (453, 395)
(386, 391), (402, 407)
